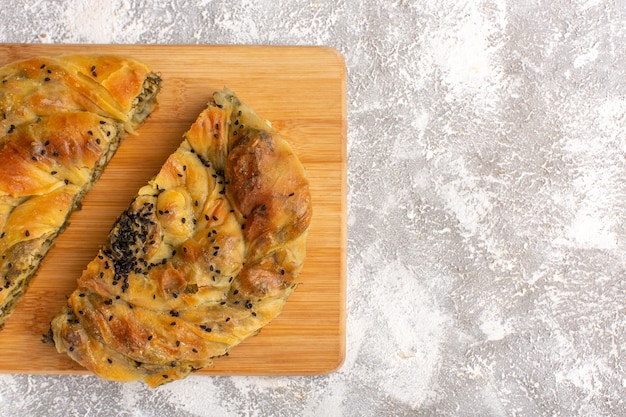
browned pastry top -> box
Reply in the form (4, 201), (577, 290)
(52, 88), (312, 387)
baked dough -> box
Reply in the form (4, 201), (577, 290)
(51, 88), (312, 387)
(0, 54), (161, 329)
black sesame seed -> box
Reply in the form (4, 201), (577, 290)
(40, 64), (46, 69)
(69, 346), (74, 352)
(289, 192), (295, 197)
(170, 321), (176, 326)
(192, 348), (198, 353)
(281, 269), (285, 275)
(64, 179), (69, 185)
(96, 138), (101, 144)
(79, 293), (85, 297)
(225, 317), (231, 322)
(233, 290), (239, 295)
(148, 335), (153, 341)
(176, 341), (181, 347)
(181, 217), (186, 224)
(212, 215), (218, 221)
(44, 77), (51, 82)
(88, 130), (93, 136)
(107, 358), (112, 364)
(52, 151), (59, 157)
(25, 230), (30, 237)
(50, 171), (57, 175)
(162, 375), (168, 379)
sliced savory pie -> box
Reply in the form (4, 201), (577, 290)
(51, 88), (312, 387)
(0, 54), (161, 329)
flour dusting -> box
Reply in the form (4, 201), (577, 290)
(374, 261), (449, 408)
(573, 44), (599, 68)
(479, 318), (509, 342)
(62, 0), (144, 43)
(162, 376), (231, 416)
(428, 2), (503, 109)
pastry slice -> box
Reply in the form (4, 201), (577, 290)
(0, 54), (161, 329)
(51, 88), (312, 387)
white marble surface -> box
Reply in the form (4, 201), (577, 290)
(1, 1), (625, 416)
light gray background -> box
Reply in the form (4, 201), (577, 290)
(1, 1), (625, 416)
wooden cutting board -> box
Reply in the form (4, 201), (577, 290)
(0, 44), (346, 376)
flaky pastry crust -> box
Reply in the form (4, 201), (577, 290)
(51, 88), (312, 387)
(0, 54), (161, 329)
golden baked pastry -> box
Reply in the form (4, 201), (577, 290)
(51, 88), (312, 387)
(0, 54), (161, 329)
